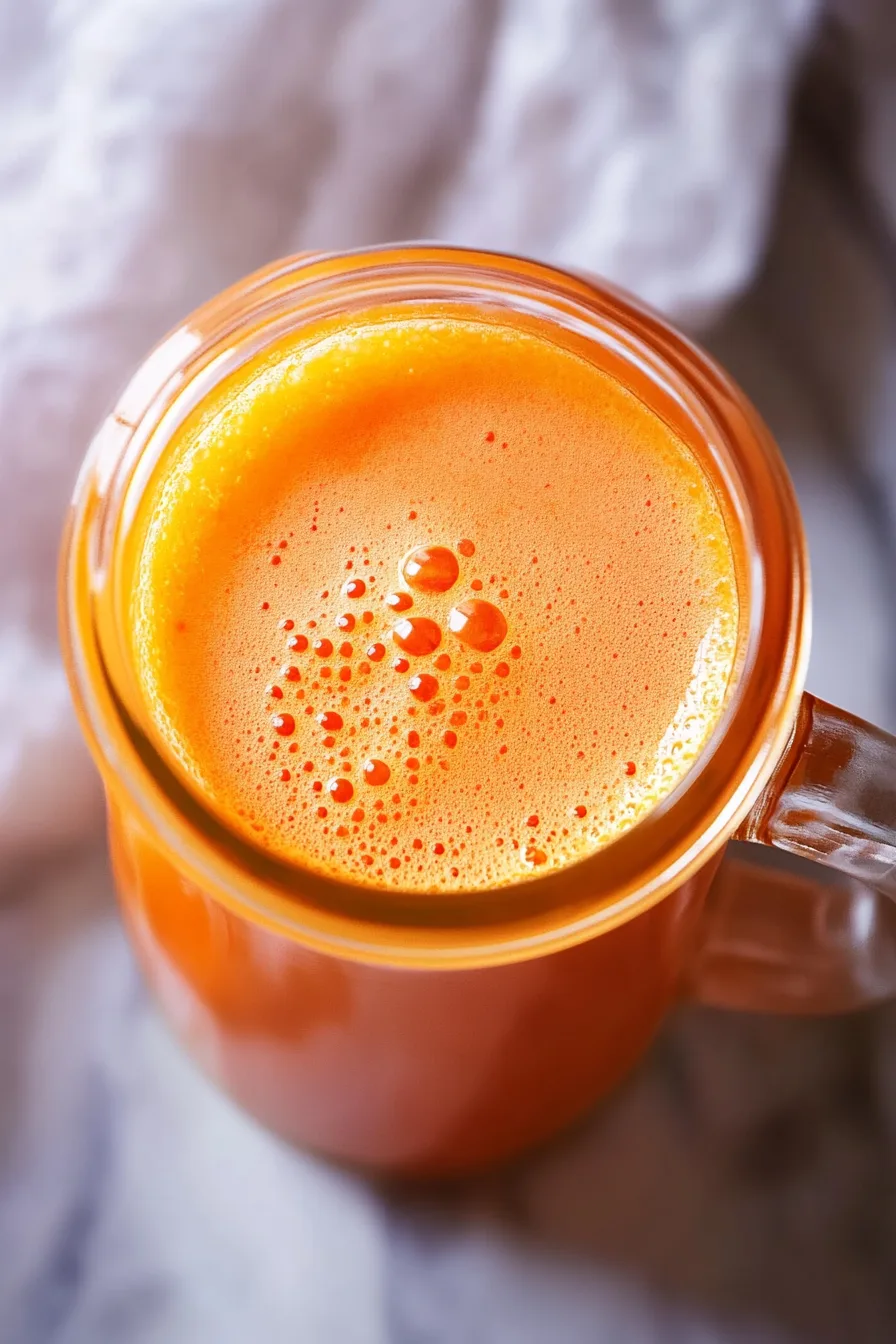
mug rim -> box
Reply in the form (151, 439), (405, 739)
(59, 244), (809, 967)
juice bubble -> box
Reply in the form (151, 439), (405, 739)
(409, 673), (438, 702)
(401, 545), (459, 593)
(335, 613), (355, 632)
(366, 642), (386, 662)
(327, 778), (354, 803)
(385, 591), (412, 612)
(280, 664), (301, 681)
(278, 619), (295, 631)
(344, 579), (366, 598)
(393, 616), (441, 656)
(313, 638), (333, 657)
(457, 539), (475, 558)
(524, 845), (547, 867)
(447, 599), (507, 652)
(287, 634), (308, 652)
(271, 713), (295, 736)
(317, 711), (343, 731)
(363, 759), (391, 786)
(392, 656), (410, 673)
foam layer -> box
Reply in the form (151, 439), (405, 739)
(131, 309), (738, 892)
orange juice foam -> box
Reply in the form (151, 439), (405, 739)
(130, 309), (738, 891)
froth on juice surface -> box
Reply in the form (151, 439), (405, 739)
(132, 307), (738, 892)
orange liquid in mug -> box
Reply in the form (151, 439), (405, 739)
(131, 308), (738, 891)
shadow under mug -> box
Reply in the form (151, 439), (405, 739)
(60, 247), (896, 1177)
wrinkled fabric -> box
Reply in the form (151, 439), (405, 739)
(0, 0), (815, 863)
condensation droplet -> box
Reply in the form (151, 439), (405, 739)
(392, 615), (441, 656)
(448, 599), (507, 652)
(363, 759), (391, 786)
(401, 545), (459, 593)
(409, 673), (438, 702)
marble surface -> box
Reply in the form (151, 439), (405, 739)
(4, 22), (896, 1344)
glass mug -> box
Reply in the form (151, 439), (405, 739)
(60, 247), (896, 1177)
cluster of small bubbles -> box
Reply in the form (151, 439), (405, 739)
(242, 536), (536, 882)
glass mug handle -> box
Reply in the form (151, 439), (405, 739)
(689, 693), (896, 1013)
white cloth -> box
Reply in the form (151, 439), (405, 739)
(26, 5), (896, 1344)
(0, 0), (816, 865)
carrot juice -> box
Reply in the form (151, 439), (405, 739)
(76, 271), (747, 1175)
(128, 309), (737, 888)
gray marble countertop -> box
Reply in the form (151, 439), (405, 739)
(3, 74), (896, 1344)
